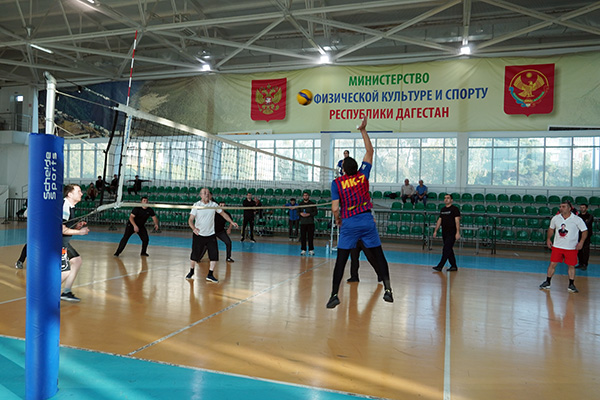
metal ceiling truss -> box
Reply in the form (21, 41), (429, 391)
(0, 0), (599, 86)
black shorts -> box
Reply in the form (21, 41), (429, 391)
(190, 234), (219, 262)
(64, 242), (80, 259)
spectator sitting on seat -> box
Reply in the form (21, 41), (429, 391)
(108, 174), (119, 195)
(413, 180), (428, 205)
(85, 183), (98, 201)
(95, 176), (107, 193)
(400, 179), (415, 204)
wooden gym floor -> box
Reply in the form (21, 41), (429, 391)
(0, 222), (599, 399)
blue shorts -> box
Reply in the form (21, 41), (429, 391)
(338, 212), (381, 249)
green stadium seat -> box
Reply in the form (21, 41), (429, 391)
(538, 206), (551, 215)
(575, 196), (587, 205)
(389, 212), (401, 221)
(247, 188), (256, 194)
(414, 203), (425, 210)
(474, 216), (487, 226)
(516, 230), (530, 241)
(497, 194), (509, 203)
(438, 192), (447, 200)
(531, 230), (545, 243)
(462, 229), (475, 239)
(292, 189), (302, 197)
(522, 194), (534, 204)
(593, 208), (600, 218)
(541, 219), (551, 229)
(438, 203), (446, 210)
(283, 188), (292, 197)
(426, 203), (437, 211)
(514, 217), (527, 227)
(461, 215), (473, 225)
(510, 194), (522, 203)
(413, 214), (425, 224)
(391, 202), (403, 210)
(403, 203), (414, 211)
(401, 213), (412, 223)
(427, 192), (437, 201)
(490, 228), (502, 239)
(486, 205), (498, 213)
(461, 193), (473, 202)
(265, 188), (274, 196)
(312, 189), (322, 198)
(535, 195), (547, 204)
(478, 229), (489, 240)
(451, 193), (461, 201)
(511, 205), (524, 215)
(410, 226), (424, 236)
(473, 193), (485, 203)
(399, 225), (410, 235)
(548, 195), (560, 204)
(551, 207), (559, 215)
(591, 235), (600, 246)
(462, 204), (473, 212)
(501, 229), (516, 241)
(386, 224), (398, 235)
(473, 204), (486, 213)
(525, 206), (537, 215)
(589, 196), (600, 206)
(499, 217), (513, 227)
(274, 188), (284, 196)
(372, 190), (383, 199)
(561, 195), (574, 204)
(485, 193), (497, 203)
(322, 189), (331, 198)
(527, 218), (541, 228)
(499, 205), (511, 214)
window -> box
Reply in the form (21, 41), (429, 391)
(468, 135), (600, 187)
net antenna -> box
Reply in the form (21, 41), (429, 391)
(116, 30), (139, 206)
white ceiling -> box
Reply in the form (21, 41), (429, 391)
(1, 0), (600, 87)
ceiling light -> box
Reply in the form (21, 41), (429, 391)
(201, 64), (211, 72)
(30, 44), (54, 54)
(460, 45), (472, 55)
(319, 54), (330, 64)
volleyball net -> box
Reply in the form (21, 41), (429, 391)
(45, 74), (337, 236)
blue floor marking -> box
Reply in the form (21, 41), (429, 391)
(0, 336), (368, 400)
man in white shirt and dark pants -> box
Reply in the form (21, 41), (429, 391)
(187, 188), (238, 282)
(539, 200), (588, 293)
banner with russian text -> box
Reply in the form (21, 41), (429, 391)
(111, 51), (600, 133)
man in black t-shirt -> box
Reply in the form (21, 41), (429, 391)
(114, 196), (159, 257)
(241, 192), (256, 242)
(433, 194), (461, 272)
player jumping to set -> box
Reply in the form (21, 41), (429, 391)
(327, 117), (393, 308)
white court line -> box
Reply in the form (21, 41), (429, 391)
(444, 272), (452, 400)
(127, 259), (331, 356)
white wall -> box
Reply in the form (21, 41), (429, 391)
(0, 84), (39, 132)
(0, 132), (30, 203)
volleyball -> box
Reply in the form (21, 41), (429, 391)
(297, 89), (313, 106)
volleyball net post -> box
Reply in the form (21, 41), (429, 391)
(25, 72), (63, 400)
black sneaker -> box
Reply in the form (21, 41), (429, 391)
(567, 284), (579, 293)
(447, 266), (458, 271)
(240, 237), (245, 242)
(346, 277), (359, 283)
(113, 253), (120, 257)
(539, 281), (551, 290)
(383, 289), (394, 303)
(60, 292), (81, 302)
(15, 260), (24, 269)
(206, 274), (219, 283)
(140, 253), (149, 257)
(226, 258), (235, 262)
(250, 239), (256, 243)
(575, 265), (587, 271)
(432, 265), (443, 271)
(326, 294), (340, 309)
(186, 269), (195, 279)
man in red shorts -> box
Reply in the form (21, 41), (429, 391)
(539, 200), (588, 293)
